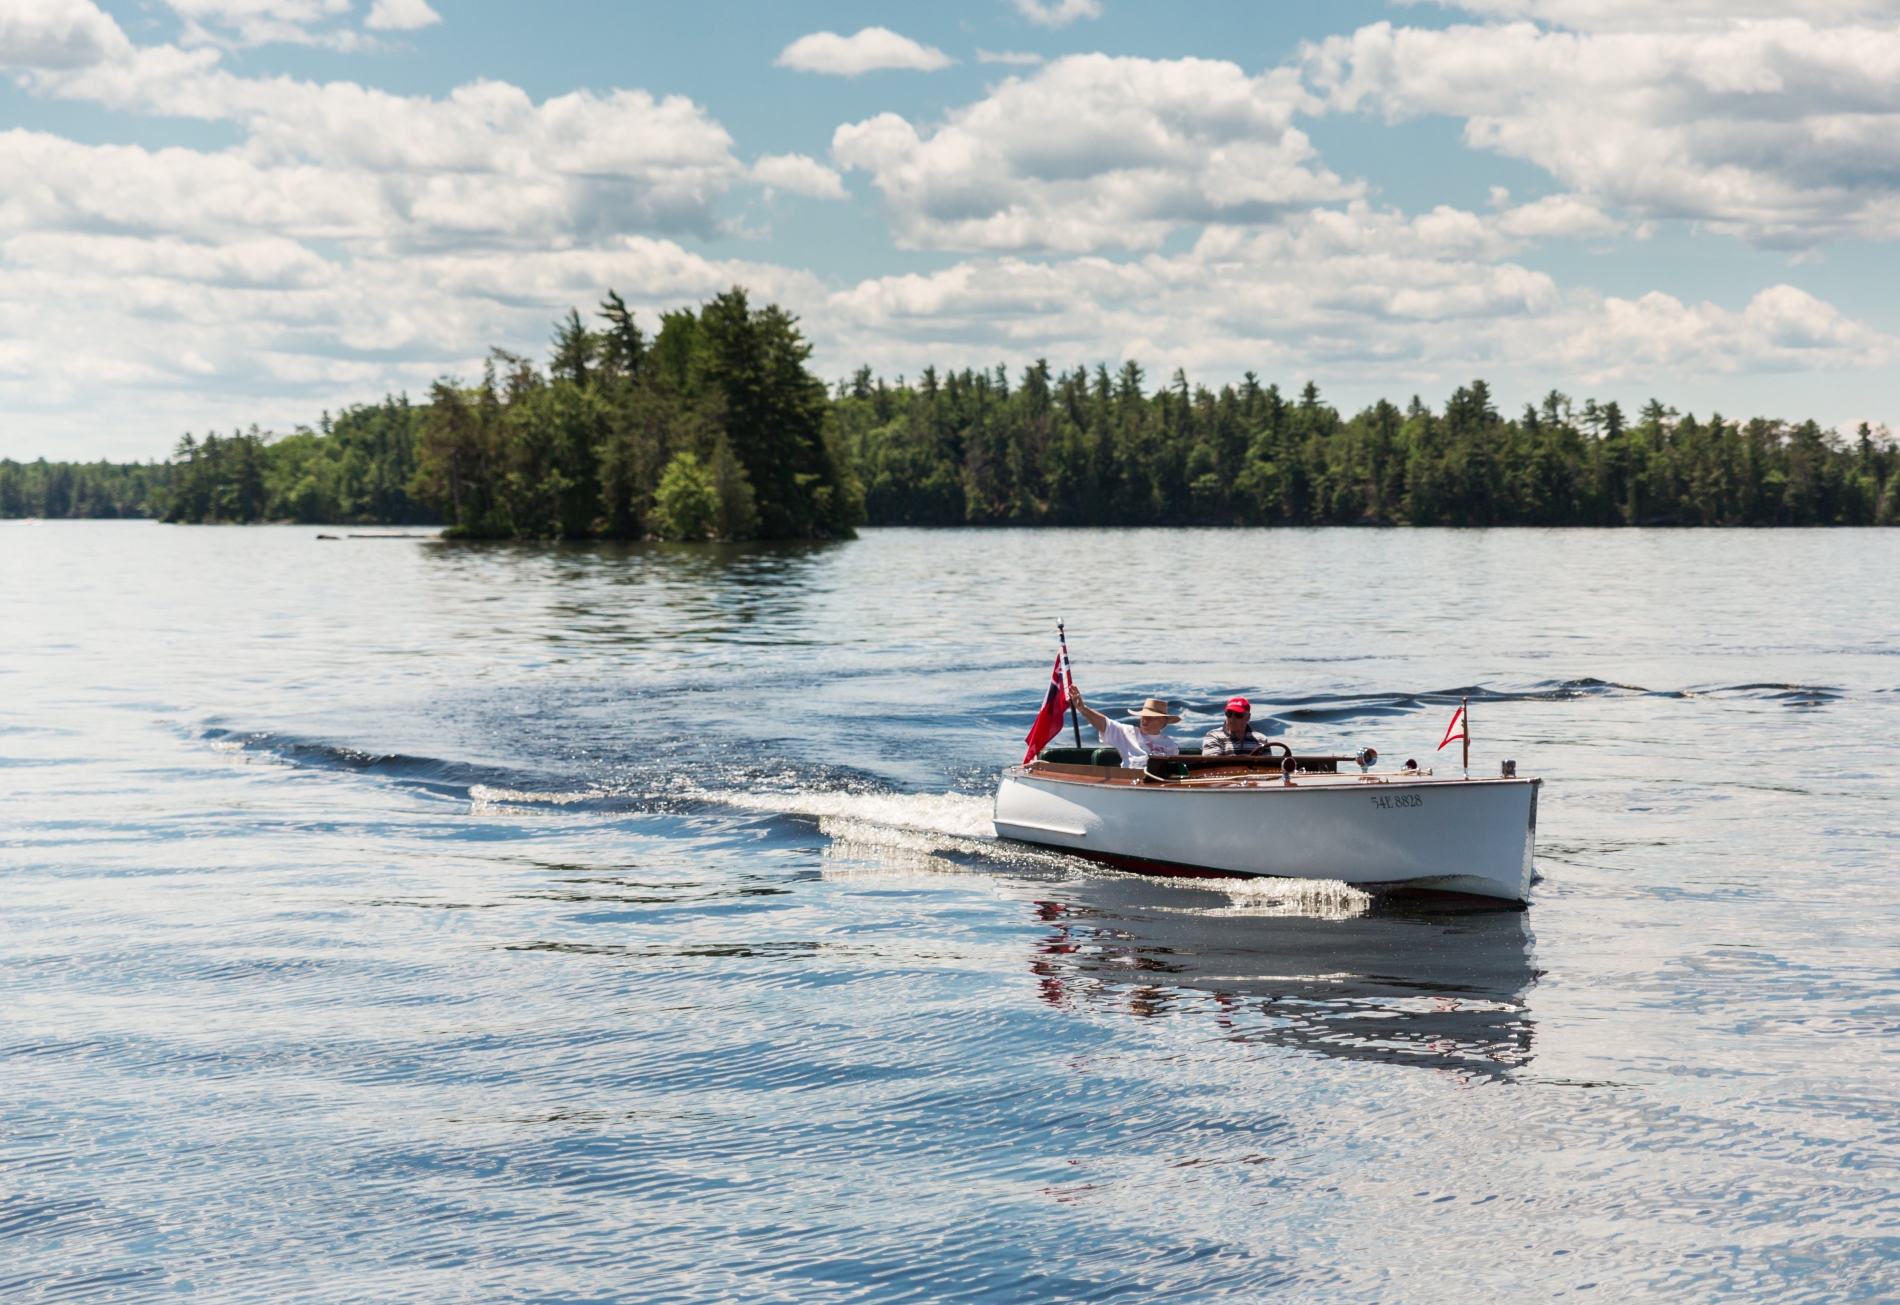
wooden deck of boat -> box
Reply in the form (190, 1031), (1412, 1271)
(1023, 760), (1460, 789)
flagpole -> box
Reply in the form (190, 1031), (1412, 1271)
(1462, 696), (1469, 779)
(1058, 620), (1081, 748)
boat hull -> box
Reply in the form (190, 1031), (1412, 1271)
(993, 769), (1539, 903)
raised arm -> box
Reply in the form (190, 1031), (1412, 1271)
(1067, 684), (1110, 735)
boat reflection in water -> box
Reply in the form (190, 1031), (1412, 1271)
(813, 818), (1537, 1080)
(1008, 871), (1538, 1080)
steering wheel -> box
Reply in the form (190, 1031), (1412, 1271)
(1252, 740), (1291, 761)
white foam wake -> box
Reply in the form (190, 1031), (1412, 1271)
(1212, 877), (1372, 921)
(714, 789), (996, 839)
(468, 783), (600, 814)
(815, 817), (988, 879)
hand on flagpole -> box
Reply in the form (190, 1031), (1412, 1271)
(1067, 684), (1106, 734)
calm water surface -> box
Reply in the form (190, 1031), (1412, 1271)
(6, 521), (1900, 1301)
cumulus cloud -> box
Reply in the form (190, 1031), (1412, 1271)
(776, 27), (953, 76)
(8, 72), (748, 245)
(1488, 188), (1624, 239)
(164, 0), (355, 48)
(0, 0), (131, 69)
(149, 0), (438, 47)
(0, 230), (827, 449)
(1425, 0), (1900, 31)
(1307, 15), (1900, 246)
(1008, 0), (1103, 30)
(833, 54), (1357, 252)
(816, 213), (1896, 387)
(364, 0), (441, 32)
(752, 152), (848, 199)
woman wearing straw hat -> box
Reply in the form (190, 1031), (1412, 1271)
(1066, 684), (1181, 769)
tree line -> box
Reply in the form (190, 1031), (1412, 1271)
(6, 285), (1896, 531)
(161, 397), (436, 527)
(0, 458), (170, 519)
(1, 396), (434, 525)
(839, 364), (1900, 528)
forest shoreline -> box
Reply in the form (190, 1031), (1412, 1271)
(8, 286), (1898, 533)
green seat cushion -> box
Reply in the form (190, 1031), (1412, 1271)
(1037, 746), (1097, 764)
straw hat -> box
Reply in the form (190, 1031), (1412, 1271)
(1131, 697), (1181, 724)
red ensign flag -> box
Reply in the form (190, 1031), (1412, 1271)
(1023, 654), (1069, 763)
(1437, 705), (1467, 751)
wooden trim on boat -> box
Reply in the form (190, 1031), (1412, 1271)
(1030, 762), (1118, 781)
(1018, 762), (1538, 794)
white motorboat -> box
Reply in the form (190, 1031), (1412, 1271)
(993, 749), (1539, 905)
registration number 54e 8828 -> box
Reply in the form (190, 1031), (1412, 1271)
(1369, 794), (1423, 810)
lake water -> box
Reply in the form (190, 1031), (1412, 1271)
(6, 520), (1900, 1301)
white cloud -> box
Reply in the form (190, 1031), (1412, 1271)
(752, 153), (848, 199)
(1008, 0), (1103, 30)
(776, 27), (953, 76)
(815, 214), (1896, 388)
(8, 72), (748, 245)
(1489, 189), (1624, 239)
(164, 0), (354, 48)
(1566, 283), (1893, 375)
(833, 54), (1356, 253)
(0, 230), (828, 449)
(1423, 0), (1900, 31)
(364, 0), (441, 32)
(1307, 16), (1900, 246)
(0, 0), (131, 69)
(977, 49), (1043, 65)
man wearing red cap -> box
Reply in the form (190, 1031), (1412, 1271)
(1203, 697), (1272, 757)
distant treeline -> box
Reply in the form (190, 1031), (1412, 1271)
(163, 398), (435, 527)
(7, 285), (1897, 531)
(1, 397), (435, 526)
(841, 366), (1900, 528)
(0, 458), (170, 519)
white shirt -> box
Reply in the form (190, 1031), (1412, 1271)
(1092, 716), (1179, 769)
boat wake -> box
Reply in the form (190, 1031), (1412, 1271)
(714, 789), (997, 839)
(202, 726), (1400, 920)
(469, 783), (601, 813)
(816, 817), (1006, 879)
(1205, 876), (1373, 921)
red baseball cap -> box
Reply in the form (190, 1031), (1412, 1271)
(1225, 697), (1251, 714)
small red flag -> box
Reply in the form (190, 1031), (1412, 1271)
(1436, 705), (1466, 751)
(1023, 653), (1069, 763)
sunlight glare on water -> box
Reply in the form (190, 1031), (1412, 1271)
(5, 520), (1900, 1301)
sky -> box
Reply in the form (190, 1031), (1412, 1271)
(9, 0), (1900, 460)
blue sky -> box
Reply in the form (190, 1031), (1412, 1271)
(7, 0), (1900, 459)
